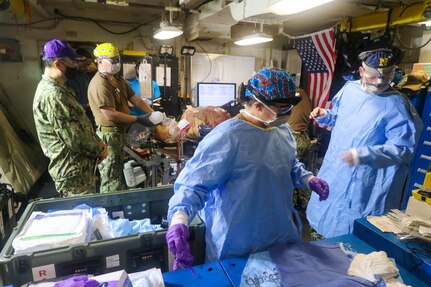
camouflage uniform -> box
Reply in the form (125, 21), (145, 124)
(288, 88), (312, 210)
(33, 75), (103, 197)
(95, 128), (126, 193)
(88, 73), (133, 193)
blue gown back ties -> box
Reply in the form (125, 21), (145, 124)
(168, 118), (313, 262)
(307, 81), (422, 239)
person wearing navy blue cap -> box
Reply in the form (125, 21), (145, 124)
(33, 39), (107, 197)
(165, 67), (329, 269)
(307, 48), (423, 239)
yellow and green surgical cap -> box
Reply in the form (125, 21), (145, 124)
(93, 43), (119, 58)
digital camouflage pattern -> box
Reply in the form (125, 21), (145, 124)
(96, 129), (126, 193)
(292, 131), (312, 210)
(33, 75), (103, 196)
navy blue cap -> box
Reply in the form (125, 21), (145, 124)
(359, 49), (395, 72)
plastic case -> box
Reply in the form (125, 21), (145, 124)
(412, 189), (431, 205)
(0, 186), (205, 286)
(412, 172), (431, 205)
(0, 184), (17, 250)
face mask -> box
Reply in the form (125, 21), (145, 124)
(251, 95), (293, 126)
(241, 109), (290, 128)
(361, 69), (392, 95)
(64, 66), (79, 80)
(102, 59), (121, 74)
(110, 62), (121, 74)
(361, 80), (389, 95)
(60, 60), (79, 80)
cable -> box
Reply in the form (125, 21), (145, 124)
(399, 1), (424, 18)
(395, 26), (431, 50)
(194, 42), (212, 83)
(0, 9), (160, 34)
(54, 9), (159, 35)
(0, 17), (61, 29)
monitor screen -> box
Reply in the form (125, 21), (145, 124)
(197, 82), (236, 107)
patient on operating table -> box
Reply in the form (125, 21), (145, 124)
(128, 106), (231, 147)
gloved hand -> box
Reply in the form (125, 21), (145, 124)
(136, 111), (164, 126)
(53, 275), (99, 287)
(166, 223), (194, 271)
(339, 149), (359, 166)
(309, 177), (329, 201)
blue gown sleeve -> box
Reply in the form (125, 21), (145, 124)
(357, 95), (422, 169)
(290, 157), (313, 188)
(167, 125), (237, 224)
(314, 83), (347, 127)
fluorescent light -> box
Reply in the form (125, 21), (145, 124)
(234, 33), (273, 46)
(268, 0), (334, 15)
(153, 25), (183, 40)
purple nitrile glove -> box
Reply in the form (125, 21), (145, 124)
(84, 280), (100, 287)
(309, 177), (329, 201)
(166, 223), (194, 271)
(54, 275), (99, 287)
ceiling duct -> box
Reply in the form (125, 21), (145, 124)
(185, 0), (238, 41)
(184, 0), (291, 41)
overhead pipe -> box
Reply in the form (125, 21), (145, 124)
(340, 1), (431, 32)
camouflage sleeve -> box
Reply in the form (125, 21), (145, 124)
(45, 91), (103, 158)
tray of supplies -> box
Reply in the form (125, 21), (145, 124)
(0, 185), (205, 286)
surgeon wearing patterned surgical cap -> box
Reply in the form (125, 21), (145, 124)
(307, 49), (423, 239)
(165, 67), (330, 269)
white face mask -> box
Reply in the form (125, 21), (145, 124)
(361, 68), (392, 95)
(241, 109), (291, 128)
(101, 59), (121, 74)
(249, 96), (293, 127)
(361, 80), (389, 95)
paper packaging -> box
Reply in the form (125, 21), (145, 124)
(406, 196), (431, 221)
(91, 270), (133, 287)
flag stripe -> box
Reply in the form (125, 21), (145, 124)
(295, 28), (336, 114)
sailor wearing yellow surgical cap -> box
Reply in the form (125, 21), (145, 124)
(88, 43), (164, 193)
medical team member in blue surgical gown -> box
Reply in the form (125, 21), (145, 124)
(307, 49), (422, 239)
(165, 68), (330, 270)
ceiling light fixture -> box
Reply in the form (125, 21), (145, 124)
(268, 0), (334, 15)
(234, 23), (273, 46)
(153, 7), (183, 40)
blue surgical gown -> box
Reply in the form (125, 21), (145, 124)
(307, 81), (422, 238)
(168, 118), (313, 262)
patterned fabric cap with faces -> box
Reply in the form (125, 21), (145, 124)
(245, 67), (299, 105)
(359, 49), (395, 73)
(93, 43), (119, 59)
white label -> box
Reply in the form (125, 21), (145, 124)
(156, 66), (171, 87)
(112, 211), (124, 219)
(177, 119), (190, 131)
(139, 63), (152, 98)
(106, 254), (120, 269)
(0, 213), (4, 238)
(32, 264), (56, 281)
(8, 198), (13, 219)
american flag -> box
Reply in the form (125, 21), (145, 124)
(295, 28), (336, 109)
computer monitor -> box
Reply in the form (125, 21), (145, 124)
(196, 82), (236, 107)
